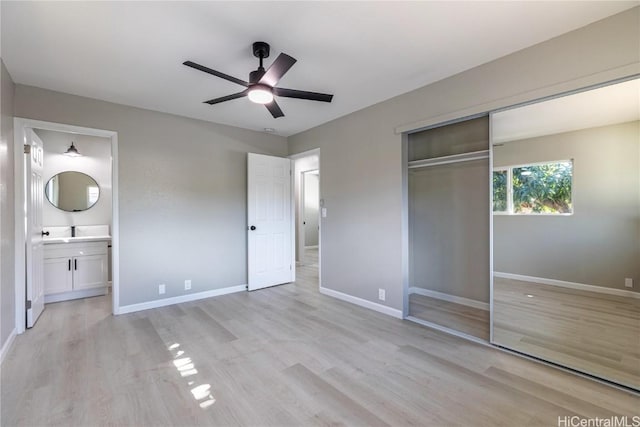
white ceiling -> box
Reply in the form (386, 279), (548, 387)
(493, 78), (640, 143)
(1, 1), (637, 137)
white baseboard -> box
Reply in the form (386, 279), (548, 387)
(0, 328), (17, 365)
(494, 272), (640, 299)
(319, 285), (403, 319)
(45, 287), (108, 304)
(116, 284), (247, 315)
(409, 287), (490, 311)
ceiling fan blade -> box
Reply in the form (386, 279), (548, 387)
(184, 61), (248, 87)
(265, 99), (285, 118)
(259, 53), (297, 87)
(274, 87), (333, 103)
(204, 91), (248, 105)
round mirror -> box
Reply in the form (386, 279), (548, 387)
(45, 171), (100, 212)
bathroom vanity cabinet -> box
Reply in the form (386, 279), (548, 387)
(43, 238), (109, 303)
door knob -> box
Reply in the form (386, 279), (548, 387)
(41, 231), (50, 236)
(250, 225), (256, 231)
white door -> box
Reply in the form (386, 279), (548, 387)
(247, 153), (293, 290)
(25, 129), (45, 327)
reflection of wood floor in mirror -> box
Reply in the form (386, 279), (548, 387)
(494, 277), (640, 390)
(409, 294), (490, 341)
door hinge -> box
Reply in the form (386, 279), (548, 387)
(26, 300), (32, 310)
(290, 264), (292, 270)
(23, 144), (31, 154)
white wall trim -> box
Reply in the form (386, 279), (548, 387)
(409, 287), (490, 311)
(0, 328), (17, 364)
(289, 148), (321, 160)
(117, 284), (247, 315)
(319, 285), (403, 319)
(14, 118), (120, 330)
(494, 272), (640, 299)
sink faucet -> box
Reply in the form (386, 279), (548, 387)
(71, 225), (76, 237)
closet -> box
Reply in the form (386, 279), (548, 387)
(407, 116), (490, 341)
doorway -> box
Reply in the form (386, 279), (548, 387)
(291, 149), (321, 289)
(14, 118), (119, 333)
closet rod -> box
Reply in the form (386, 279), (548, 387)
(408, 149), (489, 169)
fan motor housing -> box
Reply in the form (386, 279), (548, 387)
(249, 69), (266, 84)
(252, 42), (270, 59)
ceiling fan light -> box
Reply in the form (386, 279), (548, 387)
(63, 142), (82, 157)
(248, 85), (273, 104)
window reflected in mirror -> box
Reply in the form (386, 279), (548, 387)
(493, 160), (573, 214)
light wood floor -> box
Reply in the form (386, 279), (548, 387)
(494, 277), (640, 391)
(2, 267), (638, 426)
(409, 293), (490, 341)
(302, 247), (319, 267)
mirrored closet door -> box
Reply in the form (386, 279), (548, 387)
(491, 78), (640, 390)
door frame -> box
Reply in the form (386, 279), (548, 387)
(289, 148), (321, 287)
(14, 118), (120, 334)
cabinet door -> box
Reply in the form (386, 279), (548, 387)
(44, 258), (73, 295)
(73, 255), (106, 290)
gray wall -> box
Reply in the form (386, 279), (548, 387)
(410, 159), (490, 303)
(0, 59), (16, 349)
(494, 121), (639, 291)
(36, 130), (112, 228)
(14, 86), (287, 306)
(288, 8), (640, 311)
(304, 173), (319, 247)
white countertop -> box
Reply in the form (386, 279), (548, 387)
(43, 235), (112, 244)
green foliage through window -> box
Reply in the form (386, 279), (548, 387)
(493, 170), (507, 212)
(493, 160), (573, 215)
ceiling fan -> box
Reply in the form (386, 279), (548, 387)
(184, 42), (334, 118)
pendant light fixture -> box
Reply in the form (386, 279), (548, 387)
(63, 142), (82, 157)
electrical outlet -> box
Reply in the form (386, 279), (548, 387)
(159, 284), (166, 295)
(378, 288), (386, 301)
(625, 278), (633, 288)
(185, 279), (192, 290)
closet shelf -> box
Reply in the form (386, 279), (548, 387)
(408, 150), (489, 169)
